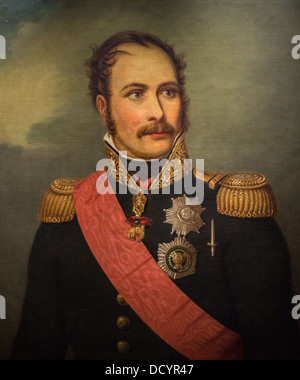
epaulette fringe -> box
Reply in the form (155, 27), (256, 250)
(38, 178), (81, 223)
(194, 169), (277, 218)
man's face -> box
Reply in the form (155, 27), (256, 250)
(97, 43), (183, 160)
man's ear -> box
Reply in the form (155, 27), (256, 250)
(96, 95), (107, 124)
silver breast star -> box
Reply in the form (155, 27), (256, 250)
(164, 195), (206, 236)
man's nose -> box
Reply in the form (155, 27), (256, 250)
(146, 94), (164, 122)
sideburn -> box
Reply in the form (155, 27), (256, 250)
(105, 101), (117, 136)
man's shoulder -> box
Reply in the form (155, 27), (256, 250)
(38, 178), (82, 223)
(194, 169), (277, 219)
(38, 169), (278, 224)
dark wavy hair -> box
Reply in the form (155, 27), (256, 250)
(85, 31), (190, 134)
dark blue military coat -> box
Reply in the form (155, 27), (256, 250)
(11, 167), (300, 360)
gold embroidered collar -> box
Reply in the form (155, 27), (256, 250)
(104, 131), (190, 191)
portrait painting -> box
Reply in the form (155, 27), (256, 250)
(0, 0), (299, 361)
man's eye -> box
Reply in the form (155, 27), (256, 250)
(128, 92), (143, 100)
(162, 89), (177, 98)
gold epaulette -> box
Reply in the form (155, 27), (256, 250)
(38, 178), (81, 223)
(194, 169), (277, 218)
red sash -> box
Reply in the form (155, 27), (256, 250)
(73, 171), (243, 360)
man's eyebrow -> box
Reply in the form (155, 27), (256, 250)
(121, 83), (148, 92)
(121, 81), (180, 92)
(158, 81), (180, 90)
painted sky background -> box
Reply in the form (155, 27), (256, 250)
(0, 0), (299, 359)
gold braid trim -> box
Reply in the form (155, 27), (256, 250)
(194, 169), (277, 218)
(217, 172), (277, 218)
(193, 169), (229, 189)
(38, 178), (81, 223)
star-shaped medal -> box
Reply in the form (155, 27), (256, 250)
(157, 236), (198, 280)
(164, 195), (206, 236)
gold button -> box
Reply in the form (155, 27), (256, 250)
(117, 294), (128, 306)
(117, 340), (131, 354)
(117, 316), (131, 330)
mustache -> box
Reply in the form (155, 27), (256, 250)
(137, 122), (176, 139)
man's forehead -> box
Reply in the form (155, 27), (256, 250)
(115, 42), (166, 56)
(110, 43), (178, 88)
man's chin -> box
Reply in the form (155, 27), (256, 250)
(114, 133), (177, 160)
(133, 134), (174, 160)
(135, 142), (174, 160)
